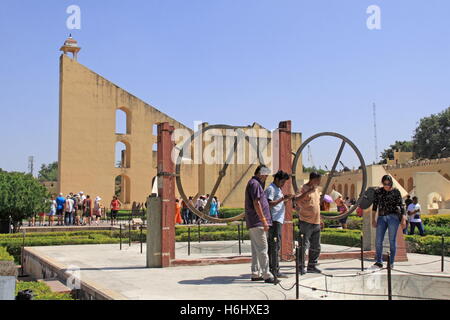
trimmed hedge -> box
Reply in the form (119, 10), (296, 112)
(405, 235), (450, 256)
(0, 246), (14, 261)
(421, 215), (450, 228)
(16, 281), (73, 300)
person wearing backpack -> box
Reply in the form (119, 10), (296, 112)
(371, 175), (407, 269)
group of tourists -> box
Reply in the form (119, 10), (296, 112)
(245, 165), (418, 284)
(175, 195), (221, 225)
(47, 192), (104, 226)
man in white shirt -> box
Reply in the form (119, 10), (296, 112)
(265, 170), (293, 278)
(407, 196), (424, 236)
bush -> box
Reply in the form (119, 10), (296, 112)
(219, 208), (244, 219)
(415, 225), (450, 237)
(421, 215), (450, 228)
(405, 235), (450, 256)
(0, 246), (14, 261)
(16, 281), (73, 300)
(0, 171), (49, 232)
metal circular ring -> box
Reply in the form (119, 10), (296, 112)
(175, 124), (267, 223)
(291, 132), (367, 220)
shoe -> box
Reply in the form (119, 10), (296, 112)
(373, 262), (383, 269)
(306, 266), (322, 273)
(264, 277), (280, 284)
(275, 273), (289, 278)
(251, 277), (264, 281)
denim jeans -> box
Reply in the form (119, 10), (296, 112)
(64, 212), (73, 225)
(410, 222), (425, 236)
(375, 214), (400, 265)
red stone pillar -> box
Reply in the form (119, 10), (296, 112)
(394, 225), (408, 262)
(277, 121), (294, 261)
(157, 122), (176, 267)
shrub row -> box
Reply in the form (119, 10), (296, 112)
(16, 281), (73, 300)
(405, 235), (450, 256)
(0, 246), (14, 261)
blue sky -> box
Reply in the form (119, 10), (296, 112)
(0, 0), (449, 173)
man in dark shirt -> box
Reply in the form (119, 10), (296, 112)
(245, 164), (279, 284)
(403, 195), (413, 234)
(371, 175), (407, 269)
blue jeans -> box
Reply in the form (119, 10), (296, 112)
(64, 212), (73, 225)
(375, 214), (400, 265)
(410, 222), (425, 236)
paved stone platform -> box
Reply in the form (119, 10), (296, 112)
(23, 242), (450, 300)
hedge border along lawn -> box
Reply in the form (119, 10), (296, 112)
(16, 281), (73, 300)
(0, 246), (14, 261)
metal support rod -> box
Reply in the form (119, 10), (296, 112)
(188, 227), (191, 256)
(198, 222), (201, 243)
(241, 220), (244, 244)
(140, 225), (143, 254)
(9, 216), (12, 234)
(119, 224), (122, 250)
(442, 235), (445, 272)
(128, 220), (131, 247)
(238, 224), (242, 255)
(300, 234), (305, 275)
(295, 246), (299, 299)
(360, 234), (364, 271)
(387, 252), (392, 300)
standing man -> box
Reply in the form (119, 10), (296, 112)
(408, 196), (424, 236)
(64, 194), (74, 226)
(55, 193), (66, 226)
(294, 172), (323, 273)
(265, 170), (292, 279)
(403, 195), (413, 234)
(245, 164), (279, 284)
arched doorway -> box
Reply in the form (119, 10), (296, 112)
(115, 175), (131, 204)
(115, 141), (131, 168)
(116, 107), (131, 134)
(398, 178), (405, 188)
(344, 184), (348, 198)
(338, 184), (342, 194)
(350, 184), (355, 199)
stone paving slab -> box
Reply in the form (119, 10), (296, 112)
(25, 242), (450, 300)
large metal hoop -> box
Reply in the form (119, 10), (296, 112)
(175, 124), (268, 223)
(292, 132), (367, 220)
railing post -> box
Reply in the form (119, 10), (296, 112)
(188, 226), (191, 256)
(198, 221), (201, 243)
(119, 224), (122, 250)
(360, 234), (364, 271)
(442, 235), (445, 272)
(295, 246), (299, 299)
(387, 252), (392, 300)
(128, 220), (131, 247)
(300, 234), (305, 275)
(238, 224), (242, 255)
(140, 225), (143, 254)
(21, 230), (25, 276)
(241, 220), (244, 244)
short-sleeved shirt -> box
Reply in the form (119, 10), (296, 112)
(264, 183), (285, 224)
(296, 184), (321, 225)
(56, 196), (66, 210)
(245, 176), (272, 229)
(65, 198), (74, 212)
(111, 200), (120, 211)
(407, 203), (421, 222)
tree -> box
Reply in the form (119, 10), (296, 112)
(379, 140), (413, 163)
(38, 161), (58, 182)
(0, 171), (49, 232)
(302, 165), (327, 175)
(413, 107), (450, 159)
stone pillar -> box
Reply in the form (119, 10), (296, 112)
(157, 122), (176, 267)
(146, 195), (162, 267)
(276, 121), (294, 261)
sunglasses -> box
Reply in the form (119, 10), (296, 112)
(383, 183), (392, 187)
